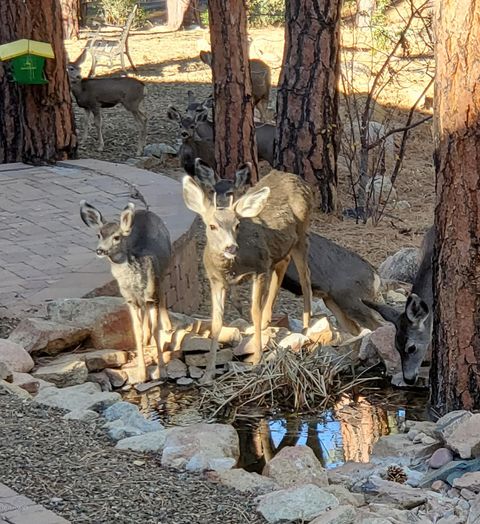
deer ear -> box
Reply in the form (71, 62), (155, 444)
(183, 175), (210, 216)
(199, 50), (212, 66)
(194, 109), (208, 123)
(72, 48), (88, 66)
(167, 106), (181, 122)
(120, 203), (135, 235)
(187, 90), (196, 105)
(234, 187), (270, 218)
(405, 293), (429, 325)
(202, 95), (214, 109)
(194, 158), (217, 188)
(234, 163), (252, 191)
(80, 200), (104, 230)
(362, 299), (401, 327)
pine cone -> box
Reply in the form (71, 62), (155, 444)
(386, 465), (407, 484)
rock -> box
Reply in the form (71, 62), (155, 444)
(256, 484), (339, 524)
(8, 318), (89, 356)
(435, 410), (472, 441)
(177, 377), (194, 386)
(90, 308), (134, 350)
(103, 401), (139, 421)
(188, 366), (204, 379)
(327, 461), (377, 488)
(288, 318), (304, 333)
(420, 459), (480, 488)
(206, 469), (279, 495)
(277, 333), (310, 352)
(262, 445), (328, 488)
(310, 505), (356, 524)
(323, 485), (365, 507)
(359, 324), (401, 375)
(438, 413), (480, 459)
(167, 358), (187, 379)
(33, 359), (89, 387)
(306, 317), (335, 345)
(11, 372), (53, 394)
(372, 433), (441, 463)
(404, 420), (438, 438)
(453, 472), (480, 492)
(180, 335), (212, 353)
(161, 423), (239, 472)
(84, 349), (129, 371)
(34, 382), (120, 412)
(185, 348), (233, 367)
(126, 156), (164, 170)
(0, 339), (34, 372)
(461, 488), (477, 501)
(378, 247), (419, 284)
(134, 380), (164, 393)
(88, 372), (113, 391)
(430, 448), (454, 469)
(385, 290), (407, 304)
(0, 362), (12, 381)
(229, 318), (250, 332)
(358, 476), (427, 509)
(467, 493), (480, 523)
(143, 142), (177, 157)
(47, 297), (125, 324)
(431, 480), (449, 492)
(64, 409), (99, 421)
(367, 503), (423, 523)
(103, 401), (163, 441)
(0, 379), (32, 399)
(104, 368), (127, 388)
(115, 430), (168, 452)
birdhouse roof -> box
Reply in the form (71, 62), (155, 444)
(0, 39), (54, 61)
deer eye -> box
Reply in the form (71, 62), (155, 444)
(407, 345), (416, 355)
(113, 235), (121, 242)
(209, 224), (217, 231)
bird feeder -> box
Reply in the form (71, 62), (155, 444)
(0, 39), (54, 85)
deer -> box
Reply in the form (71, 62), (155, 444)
(363, 226), (434, 385)
(67, 49), (147, 155)
(199, 50), (271, 122)
(183, 161), (313, 383)
(193, 160), (385, 335)
(80, 201), (172, 383)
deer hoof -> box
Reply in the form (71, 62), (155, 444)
(199, 370), (214, 385)
(243, 353), (262, 365)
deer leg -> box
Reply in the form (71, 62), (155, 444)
(324, 297), (361, 336)
(291, 241), (312, 330)
(154, 291), (173, 379)
(201, 279), (225, 385)
(128, 303), (147, 383)
(82, 110), (91, 143)
(261, 257), (290, 330)
(92, 109), (104, 151)
(132, 102), (147, 156)
(256, 98), (268, 122)
(120, 51), (126, 73)
(246, 273), (267, 365)
(143, 304), (152, 346)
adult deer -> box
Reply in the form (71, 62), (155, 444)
(183, 161), (313, 383)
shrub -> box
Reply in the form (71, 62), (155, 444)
(100, 0), (147, 27)
(247, 0), (285, 28)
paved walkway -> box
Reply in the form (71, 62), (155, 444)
(0, 159), (195, 317)
(0, 483), (69, 523)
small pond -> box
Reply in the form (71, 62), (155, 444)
(124, 383), (430, 473)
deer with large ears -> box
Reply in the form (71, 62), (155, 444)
(182, 164), (313, 383)
(80, 201), (172, 383)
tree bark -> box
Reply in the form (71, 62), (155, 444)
(60, 0), (80, 39)
(275, 0), (341, 212)
(207, 0), (258, 181)
(430, 0), (480, 413)
(0, 0), (77, 164)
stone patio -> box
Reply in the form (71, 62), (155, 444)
(0, 159), (199, 318)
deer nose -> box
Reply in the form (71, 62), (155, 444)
(96, 248), (106, 256)
(225, 244), (238, 256)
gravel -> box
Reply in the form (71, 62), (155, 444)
(0, 390), (265, 524)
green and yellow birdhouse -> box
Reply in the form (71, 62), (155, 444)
(0, 39), (55, 85)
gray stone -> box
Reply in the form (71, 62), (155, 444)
(323, 485), (365, 507)
(185, 348), (233, 367)
(103, 401), (139, 421)
(453, 472), (480, 492)
(180, 335), (211, 353)
(115, 430), (168, 452)
(378, 247), (419, 284)
(372, 433), (441, 463)
(358, 476), (428, 509)
(143, 142), (177, 157)
(0, 379), (32, 399)
(134, 380), (164, 393)
(461, 488), (477, 501)
(467, 494), (480, 523)
(327, 461), (377, 488)
(404, 420), (438, 438)
(435, 410), (472, 442)
(440, 413), (480, 459)
(262, 445), (328, 488)
(385, 290), (407, 304)
(176, 377), (194, 386)
(46, 296), (125, 324)
(11, 372), (53, 394)
(256, 483), (339, 524)
(34, 382), (120, 412)
(206, 469), (279, 495)
(359, 324), (401, 375)
(0, 339), (34, 372)
(8, 318), (89, 355)
(84, 349), (129, 371)
(310, 504), (356, 524)
(188, 366), (204, 379)
(161, 423), (239, 472)
(88, 371), (112, 391)
(0, 362), (12, 381)
(277, 333), (310, 351)
(33, 359), (89, 387)
(430, 448), (454, 469)
(166, 358), (187, 379)
(64, 409), (99, 421)
(102, 401), (163, 440)
(104, 368), (127, 388)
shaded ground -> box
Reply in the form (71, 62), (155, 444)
(0, 391), (264, 524)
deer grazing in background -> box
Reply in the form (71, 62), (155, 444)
(193, 160), (385, 335)
(67, 50), (147, 155)
(364, 226), (434, 384)
(199, 50), (271, 122)
(183, 161), (313, 383)
(80, 201), (172, 383)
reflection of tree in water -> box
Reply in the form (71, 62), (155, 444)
(334, 395), (390, 463)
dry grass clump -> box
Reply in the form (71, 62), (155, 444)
(200, 345), (374, 419)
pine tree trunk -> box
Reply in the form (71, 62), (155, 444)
(60, 0), (80, 39)
(207, 0), (258, 181)
(430, 0), (480, 414)
(275, 0), (341, 212)
(0, 0), (77, 164)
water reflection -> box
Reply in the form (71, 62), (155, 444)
(124, 384), (429, 473)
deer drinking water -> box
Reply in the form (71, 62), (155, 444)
(80, 201), (172, 383)
(67, 50), (147, 155)
(183, 163), (313, 383)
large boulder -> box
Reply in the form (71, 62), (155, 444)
(378, 247), (419, 284)
(34, 382), (120, 412)
(161, 423), (239, 472)
(372, 432), (441, 464)
(0, 339), (34, 372)
(359, 324), (401, 375)
(262, 446), (328, 488)
(256, 483), (339, 524)
(437, 412), (480, 459)
(8, 318), (89, 356)
(103, 401), (163, 441)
